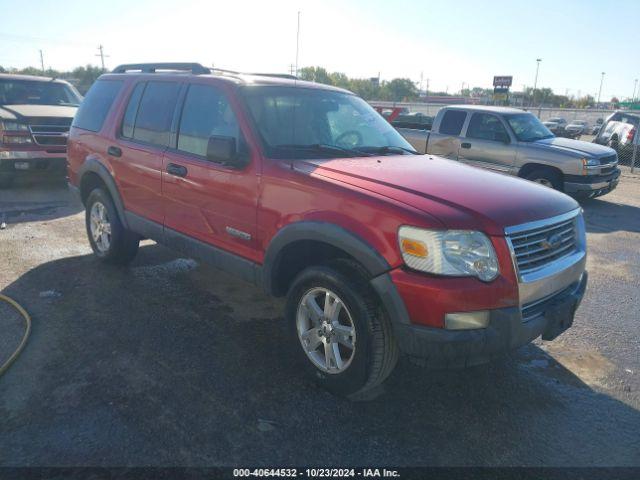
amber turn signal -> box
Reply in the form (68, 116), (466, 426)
(400, 238), (428, 258)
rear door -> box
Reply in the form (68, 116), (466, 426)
(427, 109), (467, 159)
(457, 112), (516, 174)
(112, 80), (181, 225)
(161, 82), (260, 263)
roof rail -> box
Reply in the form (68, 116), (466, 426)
(250, 73), (298, 80)
(111, 63), (210, 74)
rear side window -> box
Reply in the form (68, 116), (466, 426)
(72, 80), (123, 132)
(121, 83), (145, 138)
(439, 110), (467, 136)
(177, 84), (240, 157)
(132, 81), (181, 147)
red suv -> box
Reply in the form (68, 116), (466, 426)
(68, 63), (587, 398)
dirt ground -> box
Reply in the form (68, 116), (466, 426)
(0, 173), (639, 466)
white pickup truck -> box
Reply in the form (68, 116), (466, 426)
(394, 105), (620, 199)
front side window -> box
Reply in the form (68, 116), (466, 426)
(241, 86), (414, 159)
(467, 113), (508, 142)
(439, 110), (467, 136)
(177, 84), (240, 157)
(72, 80), (122, 132)
(132, 81), (181, 147)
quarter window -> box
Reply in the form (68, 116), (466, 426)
(72, 80), (123, 132)
(467, 113), (508, 142)
(132, 81), (181, 147)
(439, 110), (467, 136)
(177, 84), (240, 157)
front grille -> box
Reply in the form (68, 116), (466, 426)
(599, 154), (617, 165)
(27, 118), (71, 147)
(521, 282), (576, 322)
(507, 216), (578, 275)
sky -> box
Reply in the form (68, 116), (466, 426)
(1, 0), (639, 100)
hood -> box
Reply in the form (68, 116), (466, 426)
(295, 155), (579, 235)
(0, 104), (77, 120)
(532, 136), (614, 157)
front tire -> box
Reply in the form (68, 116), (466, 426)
(285, 261), (398, 399)
(524, 167), (562, 191)
(85, 188), (140, 265)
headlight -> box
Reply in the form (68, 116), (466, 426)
(398, 226), (499, 281)
(0, 120), (29, 132)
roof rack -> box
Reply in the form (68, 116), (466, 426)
(111, 63), (298, 80)
(111, 63), (210, 74)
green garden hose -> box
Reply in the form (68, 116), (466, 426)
(0, 293), (31, 376)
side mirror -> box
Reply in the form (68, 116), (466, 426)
(207, 135), (240, 166)
(495, 131), (510, 144)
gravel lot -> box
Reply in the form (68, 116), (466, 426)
(0, 173), (639, 467)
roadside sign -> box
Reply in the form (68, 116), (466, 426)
(493, 76), (513, 87)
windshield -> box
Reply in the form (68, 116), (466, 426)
(506, 113), (555, 142)
(0, 79), (82, 106)
(241, 85), (416, 159)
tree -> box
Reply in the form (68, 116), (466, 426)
(380, 78), (418, 101)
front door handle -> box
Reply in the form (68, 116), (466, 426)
(461, 142), (472, 149)
(107, 146), (122, 157)
(166, 163), (188, 178)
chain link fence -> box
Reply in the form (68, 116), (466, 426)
(372, 101), (640, 171)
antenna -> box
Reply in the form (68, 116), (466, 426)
(295, 11), (300, 76)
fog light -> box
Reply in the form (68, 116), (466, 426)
(445, 311), (490, 330)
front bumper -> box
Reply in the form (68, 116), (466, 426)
(0, 149), (67, 180)
(392, 272), (587, 368)
(564, 168), (620, 198)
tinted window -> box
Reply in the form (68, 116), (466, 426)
(0, 79), (81, 106)
(72, 80), (123, 132)
(121, 83), (145, 138)
(467, 113), (508, 141)
(439, 110), (466, 136)
(133, 81), (181, 147)
(177, 84), (240, 157)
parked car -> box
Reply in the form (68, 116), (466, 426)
(390, 112), (433, 131)
(542, 121), (561, 134)
(68, 63), (588, 398)
(593, 111), (639, 165)
(565, 120), (589, 138)
(396, 105), (620, 199)
(0, 73), (82, 188)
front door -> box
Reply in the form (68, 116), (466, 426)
(161, 82), (260, 264)
(458, 112), (516, 174)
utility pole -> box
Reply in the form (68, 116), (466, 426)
(419, 71), (423, 94)
(39, 50), (45, 73)
(461, 82), (465, 96)
(95, 45), (109, 72)
(289, 64), (296, 76)
(426, 78), (430, 99)
(633, 78), (638, 103)
(597, 72), (605, 106)
(295, 11), (300, 76)
(532, 58), (541, 106)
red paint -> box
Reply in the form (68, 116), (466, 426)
(68, 73), (579, 328)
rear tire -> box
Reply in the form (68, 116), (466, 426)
(524, 168), (563, 191)
(285, 260), (398, 399)
(85, 188), (140, 265)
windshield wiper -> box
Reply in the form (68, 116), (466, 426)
(356, 145), (420, 155)
(274, 143), (372, 157)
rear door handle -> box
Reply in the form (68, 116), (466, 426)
(107, 146), (122, 157)
(166, 163), (188, 178)
(461, 142), (472, 149)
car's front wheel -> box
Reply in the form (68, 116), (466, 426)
(285, 261), (398, 399)
(85, 188), (140, 265)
